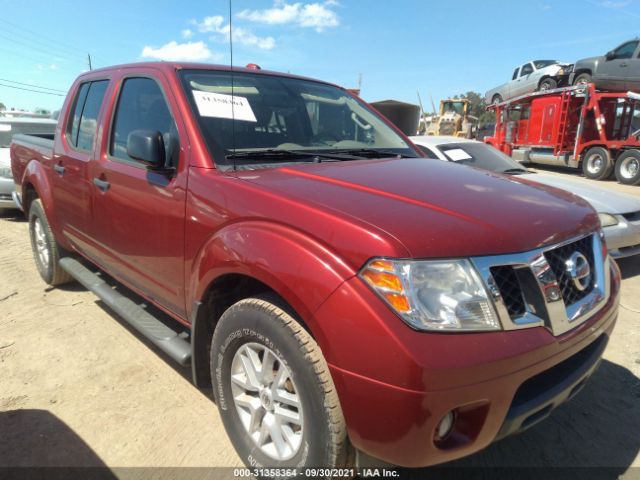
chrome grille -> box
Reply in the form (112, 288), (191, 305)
(490, 266), (526, 318)
(544, 236), (595, 306)
(472, 233), (609, 337)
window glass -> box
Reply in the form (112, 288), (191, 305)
(512, 68), (519, 80)
(520, 64), (533, 76)
(178, 70), (416, 168)
(415, 144), (439, 159)
(613, 41), (638, 59)
(76, 81), (109, 151)
(66, 82), (89, 147)
(438, 142), (527, 174)
(110, 78), (177, 164)
(533, 60), (558, 69)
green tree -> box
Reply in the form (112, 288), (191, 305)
(0, 102), (5, 111)
(453, 91), (495, 124)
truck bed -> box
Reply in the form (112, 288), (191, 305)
(10, 133), (55, 191)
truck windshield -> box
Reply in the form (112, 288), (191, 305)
(179, 69), (416, 168)
(438, 142), (528, 175)
(533, 60), (558, 69)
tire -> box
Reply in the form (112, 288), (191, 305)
(615, 149), (640, 185)
(538, 78), (557, 91)
(573, 72), (592, 86)
(28, 199), (73, 286)
(211, 295), (352, 471)
(582, 147), (613, 180)
(492, 94), (502, 105)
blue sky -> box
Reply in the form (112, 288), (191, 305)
(1, 0), (639, 112)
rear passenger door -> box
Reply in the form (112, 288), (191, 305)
(514, 63), (534, 97)
(90, 73), (187, 317)
(53, 79), (109, 250)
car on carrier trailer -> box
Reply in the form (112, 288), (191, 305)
(486, 84), (640, 185)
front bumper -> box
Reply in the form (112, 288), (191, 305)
(604, 215), (640, 258)
(315, 262), (620, 467)
(0, 177), (17, 209)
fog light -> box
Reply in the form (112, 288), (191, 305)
(435, 411), (455, 441)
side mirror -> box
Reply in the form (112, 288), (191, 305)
(126, 130), (172, 174)
(605, 51), (615, 60)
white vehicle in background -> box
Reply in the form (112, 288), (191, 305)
(0, 118), (57, 212)
(411, 135), (640, 259)
(485, 60), (573, 104)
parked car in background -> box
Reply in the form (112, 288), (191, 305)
(0, 118), (56, 212)
(485, 60), (573, 104)
(571, 38), (640, 91)
(411, 136), (640, 258)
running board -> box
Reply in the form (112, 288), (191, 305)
(59, 257), (191, 366)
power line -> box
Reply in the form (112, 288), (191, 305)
(0, 78), (66, 93)
(0, 82), (64, 96)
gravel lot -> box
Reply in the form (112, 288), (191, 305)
(0, 167), (639, 478)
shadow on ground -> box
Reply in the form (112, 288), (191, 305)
(618, 256), (640, 280)
(403, 360), (640, 479)
(0, 409), (117, 479)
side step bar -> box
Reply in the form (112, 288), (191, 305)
(59, 257), (191, 366)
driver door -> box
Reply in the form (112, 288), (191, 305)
(597, 41), (639, 90)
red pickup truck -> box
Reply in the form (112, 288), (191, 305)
(11, 62), (620, 471)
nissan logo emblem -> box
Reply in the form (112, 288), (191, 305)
(565, 252), (591, 292)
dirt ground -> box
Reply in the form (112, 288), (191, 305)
(0, 167), (639, 478)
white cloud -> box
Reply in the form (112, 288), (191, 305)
(181, 28), (193, 39)
(238, 0), (339, 32)
(141, 41), (221, 61)
(194, 15), (225, 33)
(217, 25), (276, 50)
(192, 15), (276, 50)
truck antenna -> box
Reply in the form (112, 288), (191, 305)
(87, 53), (92, 71)
(229, 0), (236, 171)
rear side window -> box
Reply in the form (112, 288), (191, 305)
(512, 68), (519, 80)
(66, 80), (109, 151)
(110, 77), (177, 164)
(520, 63), (533, 76)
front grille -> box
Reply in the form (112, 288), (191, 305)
(622, 211), (640, 222)
(0, 193), (12, 201)
(544, 235), (595, 306)
(490, 266), (526, 318)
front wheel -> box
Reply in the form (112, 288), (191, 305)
(539, 78), (557, 91)
(573, 73), (592, 86)
(211, 295), (353, 470)
(28, 199), (73, 286)
(582, 147), (613, 180)
(615, 150), (640, 185)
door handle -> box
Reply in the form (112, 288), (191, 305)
(93, 177), (110, 192)
(53, 163), (65, 175)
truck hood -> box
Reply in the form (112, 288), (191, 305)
(236, 158), (598, 258)
(575, 56), (601, 68)
(522, 172), (640, 214)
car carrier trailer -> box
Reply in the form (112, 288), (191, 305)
(485, 84), (640, 185)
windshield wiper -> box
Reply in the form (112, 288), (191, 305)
(329, 148), (415, 159)
(226, 149), (363, 162)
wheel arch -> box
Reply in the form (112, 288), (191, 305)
(188, 221), (356, 388)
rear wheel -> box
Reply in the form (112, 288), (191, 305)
(539, 78), (557, 91)
(492, 94), (502, 105)
(615, 150), (640, 185)
(582, 147), (613, 180)
(573, 73), (592, 86)
(28, 199), (73, 286)
(211, 295), (352, 470)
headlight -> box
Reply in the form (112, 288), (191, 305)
(359, 258), (501, 332)
(598, 213), (619, 228)
(0, 166), (13, 179)
(558, 68), (565, 75)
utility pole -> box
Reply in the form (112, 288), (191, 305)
(87, 53), (93, 71)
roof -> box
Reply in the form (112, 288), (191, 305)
(78, 61), (340, 89)
(409, 135), (478, 146)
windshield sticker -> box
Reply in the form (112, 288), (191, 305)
(192, 90), (257, 123)
(0, 124), (11, 132)
(443, 148), (472, 161)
